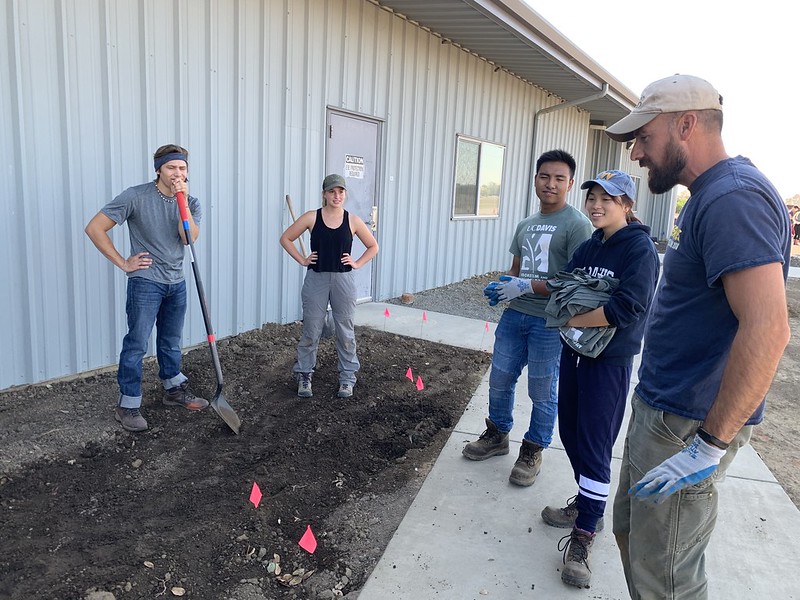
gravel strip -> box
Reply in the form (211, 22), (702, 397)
(385, 271), (506, 323)
(386, 249), (799, 324)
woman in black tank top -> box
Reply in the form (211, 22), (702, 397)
(279, 174), (379, 399)
(308, 206), (354, 273)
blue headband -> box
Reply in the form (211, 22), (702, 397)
(154, 152), (188, 172)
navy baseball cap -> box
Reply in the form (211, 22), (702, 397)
(581, 170), (636, 201)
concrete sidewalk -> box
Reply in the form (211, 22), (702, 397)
(355, 302), (800, 599)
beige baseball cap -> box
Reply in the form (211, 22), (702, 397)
(606, 74), (723, 142)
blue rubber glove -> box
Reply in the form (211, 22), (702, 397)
(483, 275), (532, 306)
(630, 434), (726, 504)
(483, 281), (503, 306)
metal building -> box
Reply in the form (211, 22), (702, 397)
(0, 0), (674, 390)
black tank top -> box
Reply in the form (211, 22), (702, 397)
(309, 208), (353, 272)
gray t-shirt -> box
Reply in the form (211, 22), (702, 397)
(101, 181), (202, 284)
(508, 204), (592, 317)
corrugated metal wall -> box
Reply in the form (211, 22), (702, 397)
(534, 107), (591, 212)
(1, 0), (597, 389)
(374, 16), (539, 295)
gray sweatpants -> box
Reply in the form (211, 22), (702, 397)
(293, 269), (359, 385)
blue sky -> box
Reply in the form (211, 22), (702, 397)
(528, 0), (798, 199)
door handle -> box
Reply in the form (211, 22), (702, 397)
(370, 206), (377, 232)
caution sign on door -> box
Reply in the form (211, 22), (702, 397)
(344, 154), (365, 179)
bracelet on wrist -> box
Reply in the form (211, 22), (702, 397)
(697, 426), (729, 450)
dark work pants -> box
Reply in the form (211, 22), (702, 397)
(557, 346), (631, 532)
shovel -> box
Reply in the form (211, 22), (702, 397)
(177, 191), (241, 434)
(285, 194), (335, 338)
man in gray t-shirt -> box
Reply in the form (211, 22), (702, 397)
(462, 150), (592, 486)
(85, 144), (208, 432)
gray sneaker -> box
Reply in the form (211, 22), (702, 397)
(542, 495), (604, 532)
(559, 527), (595, 588)
(115, 407), (148, 432)
(509, 439), (542, 486)
(297, 373), (313, 398)
(337, 383), (354, 398)
(162, 382), (209, 411)
(462, 418), (510, 460)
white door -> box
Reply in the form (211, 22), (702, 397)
(325, 111), (381, 301)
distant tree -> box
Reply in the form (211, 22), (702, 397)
(480, 181), (501, 197)
(675, 187), (690, 214)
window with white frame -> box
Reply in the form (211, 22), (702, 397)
(629, 175), (641, 201)
(452, 135), (505, 218)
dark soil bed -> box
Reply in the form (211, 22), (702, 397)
(0, 324), (490, 600)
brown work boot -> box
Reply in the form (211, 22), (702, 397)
(462, 418), (509, 460)
(162, 382), (209, 411)
(115, 407), (148, 432)
(541, 495), (604, 532)
(508, 439), (542, 486)
(559, 527), (595, 588)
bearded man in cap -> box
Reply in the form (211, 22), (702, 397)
(605, 74), (791, 598)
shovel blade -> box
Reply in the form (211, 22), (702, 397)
(211, 391), (241, 434)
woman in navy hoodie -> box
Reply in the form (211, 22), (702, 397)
(537, 170), (660, 588)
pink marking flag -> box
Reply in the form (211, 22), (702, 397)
(480, 321), (491, 352)
(384, 308), (391, 318)
(298, 525), (318, 554)
(405, 367), (413, 381)
(416, 376), (425, 391)
(249, 482), (263, 508)
(422, 311), (428, 322)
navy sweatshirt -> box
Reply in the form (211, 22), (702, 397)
(564, 223), (660, 365)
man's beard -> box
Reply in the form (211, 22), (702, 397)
(647, 139), (687, 194)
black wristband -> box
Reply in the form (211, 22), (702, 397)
(697, 427), (729, 450)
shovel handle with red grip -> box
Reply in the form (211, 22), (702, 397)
(176, 193), (224, 392)
(177, 191), (192, 236)
(176, 193), (240, 434)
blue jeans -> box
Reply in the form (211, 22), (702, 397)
(488, 308), (561, 447)
(118, 277), (189, 408)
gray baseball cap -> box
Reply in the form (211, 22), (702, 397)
(322, 174), (347, 191)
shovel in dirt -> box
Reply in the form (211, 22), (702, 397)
(177, 192), (241, 435)
(285, 194), (335, 338)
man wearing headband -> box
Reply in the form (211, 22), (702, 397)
(85, 144), (208, 432)
(606, 75), (791, 598)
